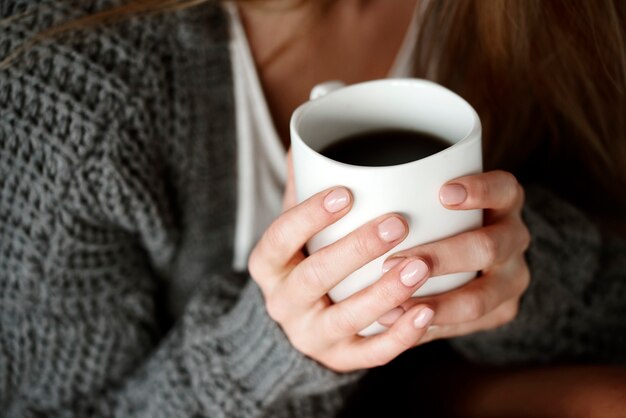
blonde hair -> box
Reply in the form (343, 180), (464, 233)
(4, 0), (626, 216)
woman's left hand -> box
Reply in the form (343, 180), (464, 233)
(379, 170), (531, 342)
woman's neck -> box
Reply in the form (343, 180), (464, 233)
(238, 0), (419, 147)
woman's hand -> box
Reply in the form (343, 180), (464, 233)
(383, 170), (531, 342)
(249, 186), (436, 372)
(249, 155), (436, 372)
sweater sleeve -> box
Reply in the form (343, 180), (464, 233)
(450, 186), (626, 365)
(0, 4), (358, 417)
(2, 161), (357, 417)
(89, 277), (357, 418)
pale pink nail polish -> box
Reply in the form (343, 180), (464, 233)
(440, 184), (467, 205)
(323, 188), (350, 213)
(377, 217), (406, 242)
(378, 307), (405, 326)
(400, 259), (429, 287)
(413, 307), (434, 329)
(382, 258), (403, 273)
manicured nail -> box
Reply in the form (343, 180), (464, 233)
(413, 307), (434, 329)
(400, 259), (429, 287)
(377, 216), (406, 242)
(323, 188), (350, 213)
(440, 184), (467, 205)
(378, 307), (405, 326)
(382, 257), (403, 273)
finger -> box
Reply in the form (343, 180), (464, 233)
(329, 304), (434, 372)
(320, 257), (429, 338)
(249, 187), (352, 284)
(282, 149), (297, 211)
(377, 307), (405, 327)
(278, 213), (408, 305)
(420, 299), (520, 344)
(400, 256), (529, 325)
(386, 218), (530, 277)
(439, 170), (524, 218)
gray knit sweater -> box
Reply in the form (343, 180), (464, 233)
(1, 1), (625, 417)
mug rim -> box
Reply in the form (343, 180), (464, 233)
(290, 78), (482, 171)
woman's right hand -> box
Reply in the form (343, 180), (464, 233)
(248, 186), (434, 373)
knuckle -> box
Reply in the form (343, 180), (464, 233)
(493, 170), (518, 190)
(265, 295), (291, 323)
(301, 200), (326, 229)
(388, 328), (416, 352)
(520, 224), (532, 251)
(475, 230), (498, 267)
(512, 182), (525, 210)
(502, 171), (523, 207)
(262, 223), (288, 254)
(499, 170), (519, 188)
(372, 280), (405, 306)
(298, 257), (330, 296)
(488, 170), (521, 208)
(331, 307), (360, 337)
(351, 232), (379, 259)
(459, 293), (486, 321)
(475, 175), (492, 202)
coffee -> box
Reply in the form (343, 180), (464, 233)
(319, 129), (449, 167)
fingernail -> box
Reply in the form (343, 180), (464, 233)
(377, 217), (406, 242)
(378, 307), (405, 326)
(440, 184), (467, 205)
(382, 258), (403, 273)
(413, 307), (434, 329)
(323, 188), (350, 213)
(400, 259), (429, 287)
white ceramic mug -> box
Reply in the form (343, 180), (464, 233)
(290, 78), (483, 335)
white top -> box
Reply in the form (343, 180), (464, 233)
(226, 3), (419, 271)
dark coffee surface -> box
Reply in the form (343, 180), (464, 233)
(319, 129), (449, 166)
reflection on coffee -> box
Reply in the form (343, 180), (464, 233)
(319, 129), (449, 167)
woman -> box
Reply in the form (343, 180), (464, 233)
(0, 0), (624, 417)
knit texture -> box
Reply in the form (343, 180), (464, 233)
(2, 1), (625, 417)
(1, 1), (355, 417)
(452, 187), (626, 364)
